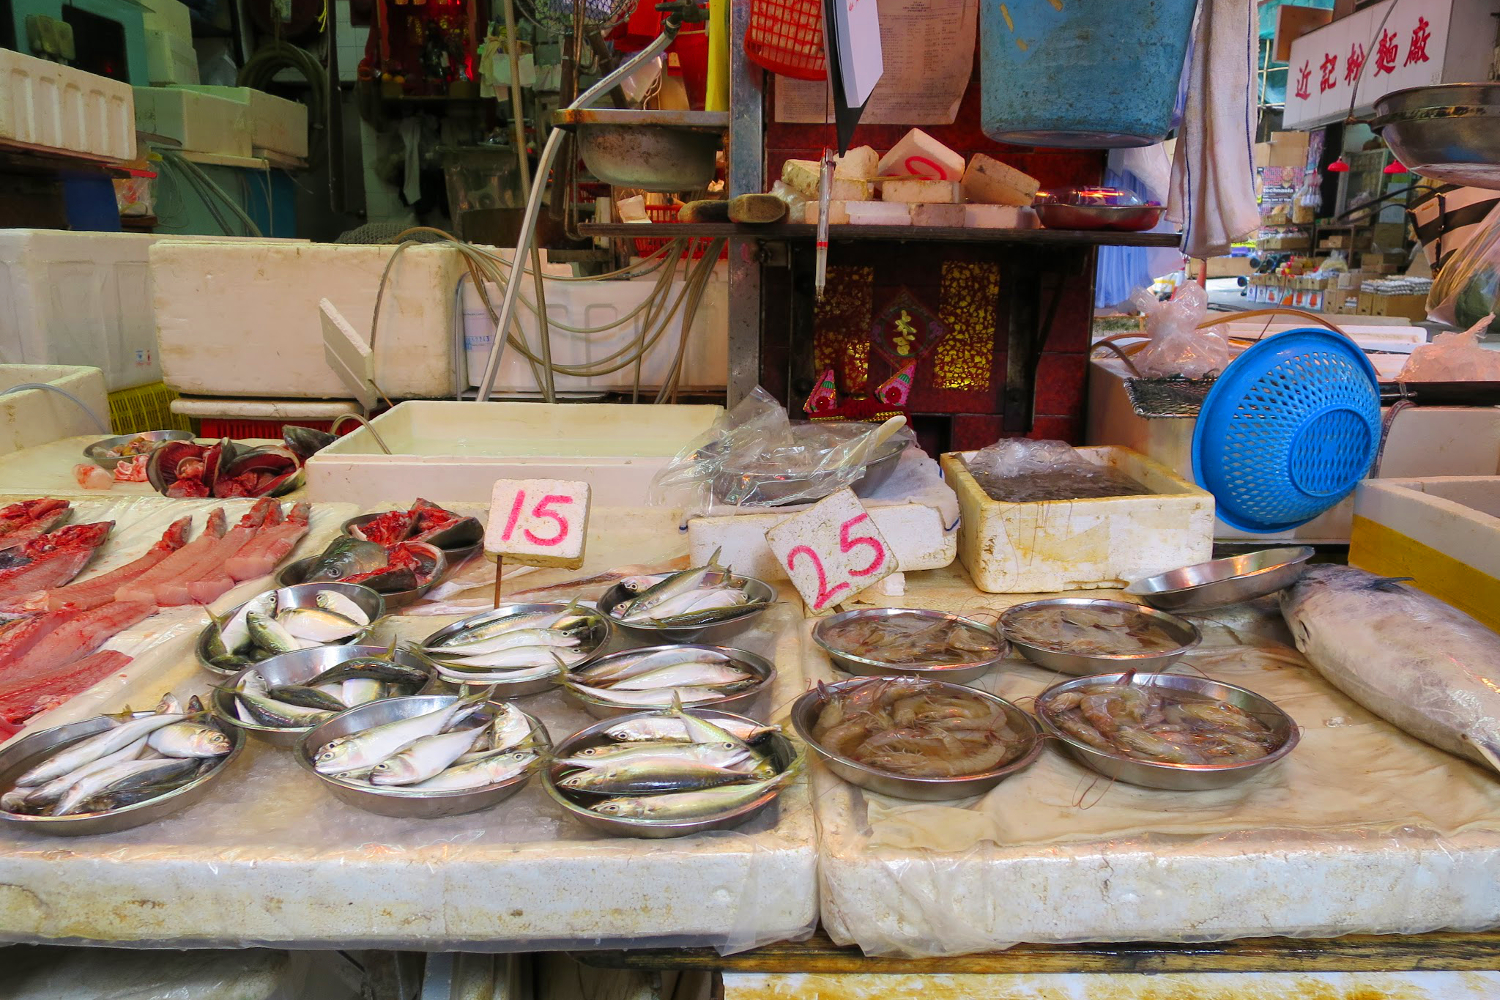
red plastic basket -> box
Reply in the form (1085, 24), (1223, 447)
(198, 418), (339, 440)
(744, 0), (826, 80)
(634, 205), (730, 261)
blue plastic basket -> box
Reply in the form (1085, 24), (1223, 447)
(1191, 329), (1381, 534)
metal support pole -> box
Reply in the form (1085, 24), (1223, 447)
(726, 0), (765, 405)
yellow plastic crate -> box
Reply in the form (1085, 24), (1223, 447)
(108, 382), (194, 434)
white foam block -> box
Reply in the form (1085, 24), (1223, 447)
(910, 204), (966, 227)
(846, 202), (912, 225)
(877, 128), (964, 181)
(961, 154), (1041, 207)
(881, 178), (960, 204)
(963, 205), (1041, 229)
(486, 478), (591, 568)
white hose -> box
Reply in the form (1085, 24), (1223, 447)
(0, 383), (111, 433)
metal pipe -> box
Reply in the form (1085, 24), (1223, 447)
(476, 21), (685, 403)
(330, 413), (393, 454)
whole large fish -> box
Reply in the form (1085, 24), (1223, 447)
(1281, 565), (1500, 774)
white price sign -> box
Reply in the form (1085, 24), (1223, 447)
(765, 488), (898, 612)
(485, 478), (591, 569)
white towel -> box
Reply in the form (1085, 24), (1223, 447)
(1168, 0), (1260, 259)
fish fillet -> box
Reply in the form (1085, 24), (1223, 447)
(0, 607), (79, 666)
(166, 499), (276, 606)
(0, 523), (113, 604)
(0, 649), (134, 725)
(1282, 565), (1500, 774)
(226, 501), (311, 581)
(0, 601), (154, 696)
(0, 499), (71, 551)
(115, 508), (226, 604)
(30, 516), (193, 613)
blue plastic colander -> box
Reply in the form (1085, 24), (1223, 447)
(1191, 329), (1381, 533)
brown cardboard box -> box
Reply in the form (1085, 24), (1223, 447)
(1254, 142), (1272, 168)
(1371, 222), (1407, 247)
(1206, 256), (1254, 278)
(1370, 293), (1428, 321)
(1259, 233), (1311, 250)
(1267, 131), (1310, 168)
(1361, 250), (1406, 269)
(1357, 292), (1375, 315)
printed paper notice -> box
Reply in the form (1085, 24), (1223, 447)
(774, 0), (976, 125)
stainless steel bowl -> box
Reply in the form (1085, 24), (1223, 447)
(553, 109), (727, 192)
(562, 644), (776, 719)
(195, 583), (386, 675)
(420, 602), (612, 698)
(0, 710), (244, 836)
(600, 571), (775, 642)
(296, 695), (548, 818)
(541, 709), (797, 838)
(999, 598), (1200, 675)
(812, 607), (1008, 684)
(1124, 547), (1315, 613)
(1372, 84), (1500, 189)
(790, 677), (1042, 801)
(341, 513), (483, 566)
(1035, 202), (1165, 232)
(1035, 672), (1300, 790)
(82, 430), (195, 468)
(211, 644), (432, 748)
(277, 547), (448, 610)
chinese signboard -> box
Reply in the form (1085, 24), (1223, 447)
(1283, 0), (1496, 129)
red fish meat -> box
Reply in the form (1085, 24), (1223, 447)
(0, 648), (135, 724)
(226, 502), (311, 581)
(176, 499), (277, 606)
(36, 516), (193, 613)
(0, 523), (113, 604)
(0, 499), (71, 551)
(0, 601), (154, 695)
(0, 606), (79, 665)
(350, 508), (415, 546)
(0, 649), (134, 725)
(114, 508), (226, 604)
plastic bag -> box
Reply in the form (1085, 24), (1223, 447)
(1397, 314), (1500, 381)
(1428, 201), (1500, 327)
(1129, 283), (1229, 378)
(966, 439), (1087, 480)
(648, 387), (915, 511)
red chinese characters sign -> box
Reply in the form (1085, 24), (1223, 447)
(1284, 0), (1454, 129)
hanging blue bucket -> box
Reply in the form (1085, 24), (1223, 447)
(980, 0), (1199, 148)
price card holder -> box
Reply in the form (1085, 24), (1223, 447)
(764, 487), (898, 613)
(486, 478), (591, 604)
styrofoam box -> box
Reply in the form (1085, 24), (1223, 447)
(1351, 478), (1500, 633)
(462, 264), (728, 393)
(145, 29), (201, 86)
(134, 87), (246, 156)
(153, 242), (464, 399)
(0, 49), (136, 161)
(941, 446), (1214, 593)
(180, 86), (308, 158)
(141, 0), (193, 39)
(0, 232), (303, 392)
(0, 365), (109, 457)
(1086, 357), (1500, 542)
(304, 400), (724, 507)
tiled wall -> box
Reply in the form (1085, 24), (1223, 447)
(333, 0), (364, 82)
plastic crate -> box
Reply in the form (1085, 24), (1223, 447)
(199, 418), (338, 440)
(634, 205), (730, 261)
(108, 382), (193, 434)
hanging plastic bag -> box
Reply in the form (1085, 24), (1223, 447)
(1428, 201), (1500, 328)
(1129, 283), (1229, 379)
(1397, 314), (1500, 382)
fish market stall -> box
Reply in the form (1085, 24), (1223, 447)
(0, 509), (819, 952)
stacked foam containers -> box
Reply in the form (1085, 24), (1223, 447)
(0, 50), (136, 161)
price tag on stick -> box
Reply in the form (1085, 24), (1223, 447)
(764, 488), (898, 613)
(485, 478), (591, 606)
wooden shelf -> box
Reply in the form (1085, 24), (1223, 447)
(579, 222), (1182, 248)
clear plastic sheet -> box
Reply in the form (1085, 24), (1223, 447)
(8, 946), (362, 1000)
(809, 566), (1500, 957)
(0, 495), (356, 738)
(1129, 283), (1229, 378)
(0, 574), (817, 953)
(1397, 314), (1500, 382)
(648, 387), (916, 512)
(1429, 201), (1500, 328)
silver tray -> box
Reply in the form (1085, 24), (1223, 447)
(82, 430), (195, 468)
(0, 710), (244, 836)
(1034, 672), (1299, 790)
(1125, 547), (1314, 613)
(811, 607), (1007, 684)
(278, 546), (448, 611)
(419, 602), (612, 699)
(999, 598), (1200, 675)
(195, 582), (386, 676)
(790, 677), (1042, 801)
(541, 708), (796, 838)
(562, 644), (775, 719)
(599, 571), (775, 642)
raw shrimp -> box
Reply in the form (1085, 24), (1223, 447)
(1005, 605), (1183, 656)
(820, 612), (1000, 666)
